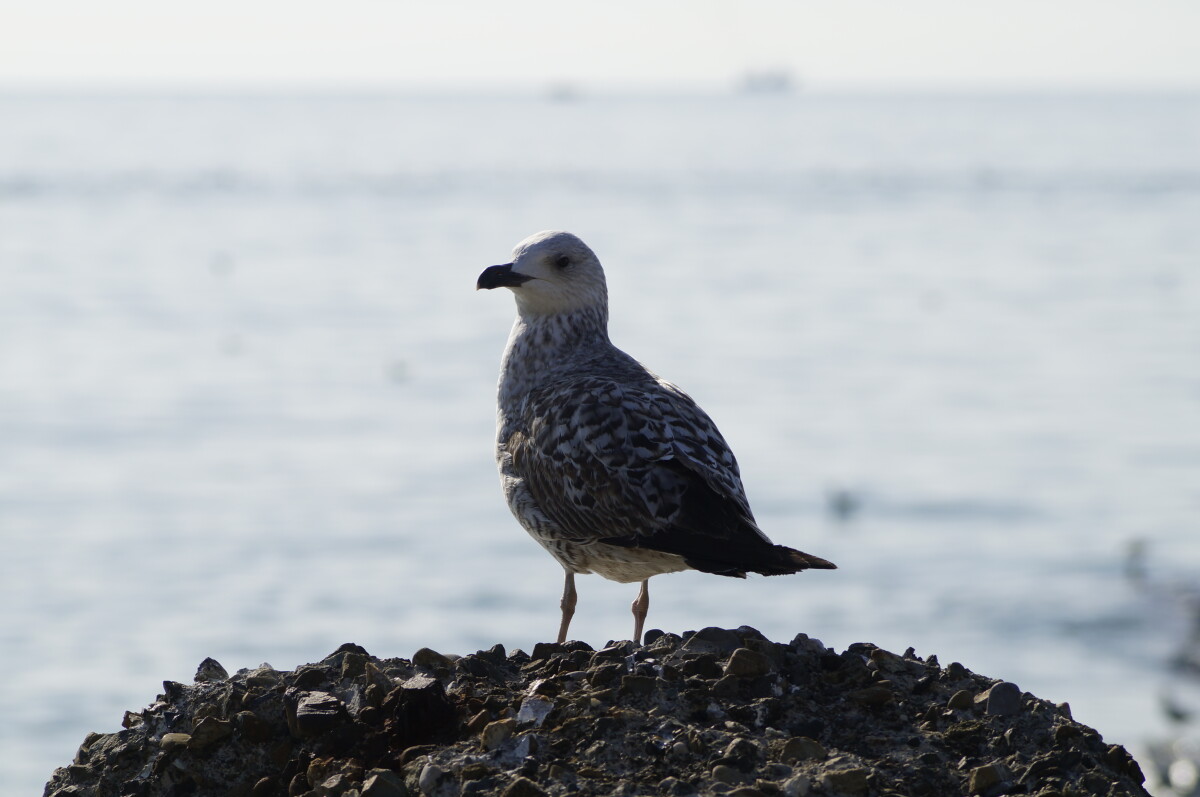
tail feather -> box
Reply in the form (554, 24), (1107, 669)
(682, 544), (836, 578)
(782, 546), (837, 571)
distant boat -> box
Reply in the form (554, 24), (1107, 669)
(736, 70), (796, 94)
(546, 83), (581, 103)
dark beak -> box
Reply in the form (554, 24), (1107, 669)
(476, 263), (533, 290)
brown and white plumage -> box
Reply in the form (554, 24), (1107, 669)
(477, 230), (835, 644)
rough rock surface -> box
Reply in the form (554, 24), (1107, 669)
(44, 627), (1149, 797)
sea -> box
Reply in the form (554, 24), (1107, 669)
(1, 89), (1198, 796)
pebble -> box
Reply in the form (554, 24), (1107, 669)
(692, 627), (746, 654)
(412, 648), (453, 672)
(501, 776), (549, 797)
(361, 769), (406, 797)
(236, 710), (274, 743)
(782, 774), (811, 796)
(516, 695), (554, 727)
(780, 737), (826, 763)
(947, 689), (974, 710)
(193, 657), (229, 683)
(480, 719), (516, 750)
(293, 691), (346, 737)
(848, 685), (892, 706)
(984, 681), (1022, 716)
(187, 717), (232, 751)
(968, 762), (1004, 793)
(711, 764), (744, 784)
(619, 674), (656, 696)
(417, 763), (447, 796)
(725, 648), (773, 678)
(159, 733), (191, 751)
(819, 767), (870, 795)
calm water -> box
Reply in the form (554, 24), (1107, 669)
(2, 91), (1199, 795)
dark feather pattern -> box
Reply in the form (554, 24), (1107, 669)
(485, 230), (835, 590)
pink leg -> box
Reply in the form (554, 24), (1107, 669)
(557, 571), (577, 644)
(631, 579), (650, 645)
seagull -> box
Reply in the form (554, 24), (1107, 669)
(477, 230), (836, 644)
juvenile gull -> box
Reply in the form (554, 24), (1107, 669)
(477, 231), (836, 644)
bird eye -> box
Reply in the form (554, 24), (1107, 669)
(554, 255), (570, 269)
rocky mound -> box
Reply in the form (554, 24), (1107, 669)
(44, 627), (1148, 797)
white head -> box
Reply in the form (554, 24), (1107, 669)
(476, 230), (607, 316)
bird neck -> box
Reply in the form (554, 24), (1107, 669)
(499, 306), (611, 397)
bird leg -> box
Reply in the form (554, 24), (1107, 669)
(557, 571), (577, 644)
(631, 579), (650, 645)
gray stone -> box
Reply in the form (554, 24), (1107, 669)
(417, 763), (448, 796)
(516, 695), (554, 726)
(780, 737), (826, 763)
(947, 689), (974, 710)
(782, 774), (811, 796)
(480, 719), (516, 750)
(187, 717), (232, 751)
(619, 675), (655, 696)
(412, 648), (453, 672)
(848, 685), (892, 706)
(711, 764), (744, 785)
(501, 776), (548, 797)
(725, 648), (772, 678)
(819, 767), (870, 794)
(984, 681), (1022, 716)
(235, 710), (274, 743)
(693, 627), (747, 655)
(362, 768), (407, 797)
(341, 652), (368, 679)
(159, 733), (191, 752)
(968, 763), (1004, 794)
(194, 657), (229, 683)
(295, 691), (346, 737)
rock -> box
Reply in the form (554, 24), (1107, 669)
(968, 762), (1005, 793)
(245, 665), (281, 689)
(417, 763), (448, 795)
(42, 629), (1152, 797)
(236, 710), (274, 743)
(383, 674), (458, 750)
(983, 681), (1022, 716)
(820, 766), (870, 794)
(194, 657), (229, 683)
(341, 652), (368, 680)
(782, 774), (811, 796)
(515, 696), (553, 727)
(619, 675), (655, 697)
(187, 717), (232, 751)
(847, 685), (892, 707)
(480, 719), (516, 750)
(412, 648), (453, 673)
(725, 648), (772, 678)
(501, 776), (548, 797)
(947, 689), (974, 710)
(780, 737), (826, 763)
(293, 691), (346, 737)
(159, 733), (191, 752)
(711, 763), (744, 784)
(692, 627), (745, 654)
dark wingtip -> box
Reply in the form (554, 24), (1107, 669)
(785, 548), (837, 571)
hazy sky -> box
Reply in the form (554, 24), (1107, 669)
(2, 0), (1198, 90)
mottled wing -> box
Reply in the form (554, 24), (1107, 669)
(649, 377), (757, 521)
(513, 376), (683, 543)
(510, 374), (773, 567)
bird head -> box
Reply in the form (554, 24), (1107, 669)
(477, 230), (608, 316)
